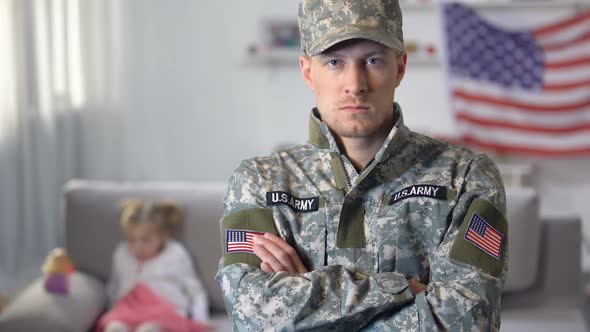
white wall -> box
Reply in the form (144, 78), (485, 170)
(79, 1), (455, 182)
(78, 0), (590, 268)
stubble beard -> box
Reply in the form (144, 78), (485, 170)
(327, 114), (386, 139)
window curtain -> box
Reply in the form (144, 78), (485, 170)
(0, 0), (123, 294)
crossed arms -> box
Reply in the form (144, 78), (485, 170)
(253, 233), (428, 294)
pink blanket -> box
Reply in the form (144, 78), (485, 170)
(96, 283), (209, 332)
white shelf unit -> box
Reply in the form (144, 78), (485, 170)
(245, 1), (590, 67)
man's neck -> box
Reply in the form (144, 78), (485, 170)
(336, 121), (394, 172)
(338, 138), (383, 171)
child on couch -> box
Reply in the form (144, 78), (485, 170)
(97, 199), (210, 332)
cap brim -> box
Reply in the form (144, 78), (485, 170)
(306, 24), (404, 56)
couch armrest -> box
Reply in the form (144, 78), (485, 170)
(0, 272), (106, 332)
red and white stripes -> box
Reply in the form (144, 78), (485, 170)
(452, 8), (590, 156)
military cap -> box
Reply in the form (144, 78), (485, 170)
(298, 0), (405, 56)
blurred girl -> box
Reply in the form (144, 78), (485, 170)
(97, 200), (210, 332)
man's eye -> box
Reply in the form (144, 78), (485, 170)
(367, 58), (382, 65)
(327, 59), (341, 67)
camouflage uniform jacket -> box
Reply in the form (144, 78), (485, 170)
(216, 103), (508, 331)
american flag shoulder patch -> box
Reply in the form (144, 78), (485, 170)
(225, 229), (265, 254)
(464, 212), (504, 260)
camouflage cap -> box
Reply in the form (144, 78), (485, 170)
(298, 0), (404, 56)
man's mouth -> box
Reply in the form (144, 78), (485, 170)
(340, 104), (369, 113)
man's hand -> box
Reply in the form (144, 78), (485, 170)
(253, 233), (308, 275)
(407, 277), (428, 295)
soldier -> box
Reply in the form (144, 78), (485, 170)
(216, 0), (508, 330)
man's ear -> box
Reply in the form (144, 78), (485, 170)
(299, 55), (313, 90)
(394, 52), (408, 87)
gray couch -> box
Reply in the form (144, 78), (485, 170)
(0, 180), (583, 331)
(0, 180), (232, 332)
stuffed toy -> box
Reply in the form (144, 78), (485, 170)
(42, 248), (75, 295)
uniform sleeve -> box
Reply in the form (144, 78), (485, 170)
(216, 161), (416, 331)
(174, 242), (210, 322)
(363, 154), (508, 331)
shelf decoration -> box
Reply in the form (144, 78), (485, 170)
(247, 20), (302, 66)
(405, 40), (440, 65)
(246, 20), (440, 66)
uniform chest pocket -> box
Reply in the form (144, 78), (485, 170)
(374, 198), (453, 278)
(273, 203), (327, 271)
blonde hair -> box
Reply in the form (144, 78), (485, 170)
(120, 199), (183, 236)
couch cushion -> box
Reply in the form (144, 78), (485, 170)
(63, 180), (227, 313)
(503, 187), (540, 292)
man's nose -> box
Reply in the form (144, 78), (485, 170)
(344, 64), (368, 95)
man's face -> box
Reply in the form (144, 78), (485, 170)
(300, 39), (407, 139)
